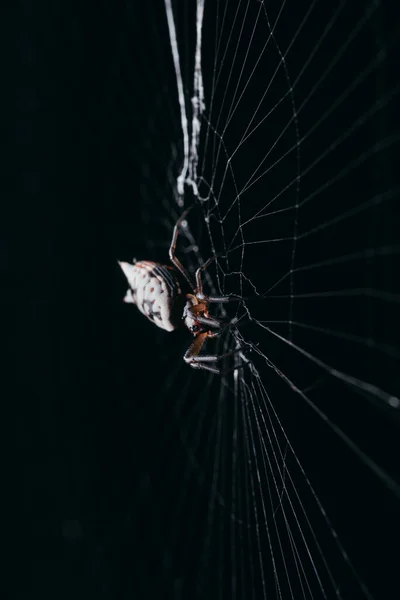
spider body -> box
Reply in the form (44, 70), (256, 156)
(118, 208), (239, 373)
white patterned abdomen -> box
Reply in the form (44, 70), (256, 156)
(118, 260), (182, 331)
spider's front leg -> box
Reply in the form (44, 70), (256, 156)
(169, 206), (195, 288)
(184, 332), (243, 374)
(195, 256), (242, 304)
(186, 302), (238, 334)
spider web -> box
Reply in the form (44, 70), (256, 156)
(117, 1), (400, 598)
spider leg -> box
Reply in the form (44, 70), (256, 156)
(205, 318), (240, 335)
(184, 332), (244, 373)
(206, 295), (242, 304)
(195, 315), (221, 329)
(195, 255), (216, 294)
(186, 304), (222, 330)
(195, 256), (242, 303)
(187, 305), (239, 333)
(184, 333), (214, 371)
(169, 206), (195, 288)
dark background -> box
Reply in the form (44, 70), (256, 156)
(9, 1), (400, 598)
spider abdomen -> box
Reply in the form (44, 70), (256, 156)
(118, 260), (182, 331)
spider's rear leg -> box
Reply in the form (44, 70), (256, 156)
(184, 331), (245, 374)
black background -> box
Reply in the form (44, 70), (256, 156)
(9, 1), (400, 599)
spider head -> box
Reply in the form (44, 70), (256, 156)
(183, 294), (210, 336)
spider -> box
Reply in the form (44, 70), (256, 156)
(118, 207), (240, 374)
